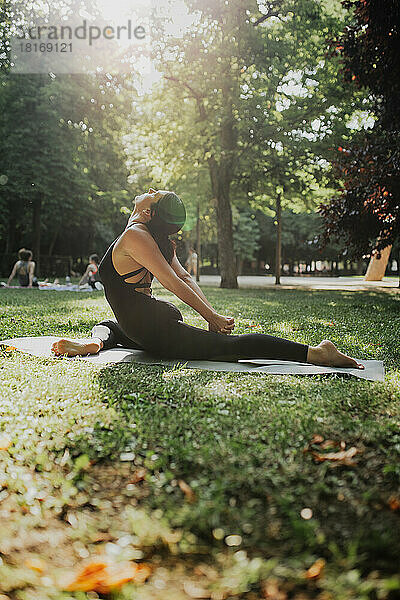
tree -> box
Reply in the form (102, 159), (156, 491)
(0, 71), (135, 269)
(146, 0), (262, 288)
(318, 0), (400, 265)
(244, 0), (370, 283)
(0, 0), (142, 269)
(131, 0), (365, 288)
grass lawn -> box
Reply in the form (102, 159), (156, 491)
(0, 285), (399, 599)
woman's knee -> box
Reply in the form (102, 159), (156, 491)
(155, 299), (183, 322)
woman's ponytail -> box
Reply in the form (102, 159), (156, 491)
(145, 213), (176, 264)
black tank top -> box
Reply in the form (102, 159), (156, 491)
(16, 260), (30, 286)
(98, 230), (154, 291)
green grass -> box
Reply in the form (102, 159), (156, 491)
(0, 286), (399, 599)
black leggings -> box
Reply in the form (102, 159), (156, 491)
(91, 297), (309, 363)
(18, 275), (39, 287)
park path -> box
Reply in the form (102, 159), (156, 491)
(183, 275), (399, 292)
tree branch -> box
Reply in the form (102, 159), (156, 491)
(164, 75), (207, 120)
(253, 11), (283, 27)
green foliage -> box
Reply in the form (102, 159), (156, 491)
(124, 0), (370, 271)
(0, 70), (137, 260)
(318, 0), (400, 256)
(1, 0), (375, 273)
(232, 207), (260, 261)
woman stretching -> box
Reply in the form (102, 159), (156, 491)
(52, 189), (364, 370)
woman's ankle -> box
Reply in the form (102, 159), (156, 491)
(91, 337), (104, 350)
(306, 346), (320, 365)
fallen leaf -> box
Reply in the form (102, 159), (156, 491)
(310, 434), (324, 444)
(388, 496), (400, 511)
(305, 558), (326, 580)
(0, 435), (12, 450)
(319, 439), (339, 450)
(130, 468), (147, 484)
(24, 557), (46, 573)
(5, 346), (16, 352)
(64, 560), (107, 592)
(178, 479), (196, 503)
(304, 436), (361, 467)
(63, 559), (151, 593)
(311, 446), (359, 466)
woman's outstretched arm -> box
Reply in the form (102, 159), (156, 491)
(170, 251), (229, 333)
(170, 252), (213, 309)
(120, 228), (234, 333)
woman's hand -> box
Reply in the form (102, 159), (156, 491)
(208, 322), (233, 335)
(208, 313), (235, 335)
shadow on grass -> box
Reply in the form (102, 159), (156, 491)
(58, 353), (400, 577)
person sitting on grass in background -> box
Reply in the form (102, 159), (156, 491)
(6, 248), (39, 288)
(79, 254), (101, 289)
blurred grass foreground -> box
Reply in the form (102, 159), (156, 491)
(0, 286), (399, 599)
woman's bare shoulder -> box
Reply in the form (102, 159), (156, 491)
(121, 223), (153, 244)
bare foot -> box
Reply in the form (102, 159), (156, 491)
(51, 338), (103, 357)
(307, 340), (365, 369)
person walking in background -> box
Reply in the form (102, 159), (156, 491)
(185, 247), (198, 277)
(79, 254), (102, 289)
(6, 248), (38, 288)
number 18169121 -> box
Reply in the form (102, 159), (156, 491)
(19, 42), (73, 53)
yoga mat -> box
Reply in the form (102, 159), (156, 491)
(0, 336), (384, 381)
(1, 283), (103, 292)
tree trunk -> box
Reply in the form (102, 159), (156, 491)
(48, 226), (59, 256)
(208, 159), (238, 288)
(171, 70), (238, 288)
(33, 195), (42, 276)
(206, 76), (238, 289)
(275, 192), (282, 285)
(364, 245), (392, 281)
(196, 201), (201, 282)
(6, 215), (16, 253)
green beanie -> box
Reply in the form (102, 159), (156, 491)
(156, 192), (186, 227)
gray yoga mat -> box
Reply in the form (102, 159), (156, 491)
(0, 336), (384, 381)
